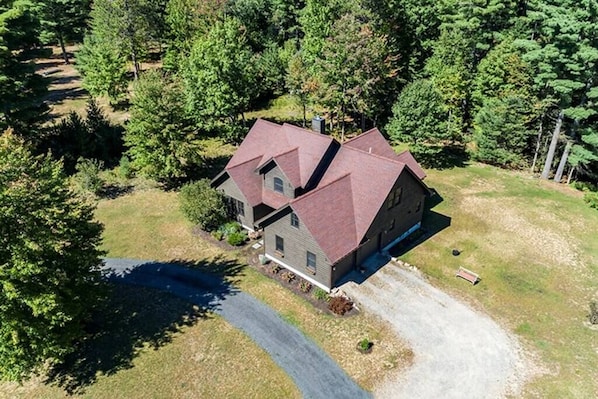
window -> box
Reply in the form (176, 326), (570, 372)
(235, 199), (245, 217)
(290, 212), (299, 228)
(416, 200), (421, 212)
(393, 187), (403, 206)
(387, 187), (403, 209)
(306, 251), (316, 273)
(226, 197), (244, 217)
(273, 177), (284, 193)
(389, 219), (395, 231)
(275, 235), (284, 254)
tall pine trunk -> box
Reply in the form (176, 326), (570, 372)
(58, 31), (69, 65)
(553, 140), (572, 182)
(531, 114), (543, 173)
(566, 165), (576, 184)
(541, 109), (564, 179)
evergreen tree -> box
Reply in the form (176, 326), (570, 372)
(471, 39), (539, 166)
(473, 96), (534, 167)
(0, 130), (104, 382)
(0, 0), (48, 137)
(37, 0), (91, 64)
(125, 70), (197, 182)
(518, 0), (598, 180)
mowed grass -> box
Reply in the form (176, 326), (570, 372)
(94, 186), (412, 392)
(400, 164), (598, 398)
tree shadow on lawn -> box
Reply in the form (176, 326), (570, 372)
(46, 257), (245, 395)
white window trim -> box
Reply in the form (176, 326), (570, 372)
(265, 254), (330, 292)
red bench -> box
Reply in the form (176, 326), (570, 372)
(455, 267), (479, 285)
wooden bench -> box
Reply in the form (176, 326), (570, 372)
(455, 267), (479, 285)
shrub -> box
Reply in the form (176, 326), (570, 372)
(281, 271), (296, 283)
(211, 230), (224, 241)
(328, 296), (353, 315)
(358, 338), (373, 352)
(584, 192), (598, 210)
(219, 221), (241, 236)
(589, 300), (598, 325)
(118, 155), (133, 179)
(270, 263), (281, 274)
(227, 231), (247, 246)
(73, 157), (104, 195)
(179, 179), (228, 231)
(299, 280), (312, 293)
(313, 288), (328, 301)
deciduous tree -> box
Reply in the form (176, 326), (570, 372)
(386, 79), (450, 166)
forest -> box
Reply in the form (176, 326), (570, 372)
(1, 0), (598, 188)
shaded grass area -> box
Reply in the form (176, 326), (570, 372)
(1, 284), (298, 399)
(402, 163), (598, 398)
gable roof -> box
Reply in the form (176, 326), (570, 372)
(344, 128), (427, 180)
(288, 146), (408, 263)
(227, 119), (334, 186)
(219, 120), (428, 264)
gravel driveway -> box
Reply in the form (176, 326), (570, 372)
(341, 256), (528, 399)
(103, 258), (370, 399)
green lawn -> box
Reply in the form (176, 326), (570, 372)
(400, 164), (598, 398)
(93, 186), (412, 392)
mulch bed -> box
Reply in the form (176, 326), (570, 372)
(192, 227), (359, 317)
(246, 251), (359, 317)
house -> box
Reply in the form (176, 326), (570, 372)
(212, 119), (428, 291)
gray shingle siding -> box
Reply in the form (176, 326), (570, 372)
(263, 164), (295, 198)
(363, 170), (427, 250)
(265, 211), (332, 289)
(216, 177), (254, 228)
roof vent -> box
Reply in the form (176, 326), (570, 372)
(312, 115), (326, 135)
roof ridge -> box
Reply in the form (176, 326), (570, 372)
(227, 153), (264, 170)
(340, 145), (406, 167)
(343, 128), (380, 143)
(282, 123), (336, 140)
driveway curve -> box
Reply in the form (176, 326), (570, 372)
(103, 258), (370, 399)
(341, 258), (527, 399)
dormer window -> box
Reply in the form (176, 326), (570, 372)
(273, 177), (284, 193)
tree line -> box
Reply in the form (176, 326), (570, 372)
(1, 0), (598, 184)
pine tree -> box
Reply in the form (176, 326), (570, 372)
(0, 130), (105, 382)
(37, 0), (91, 64)
(125, 70), (197, 182)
